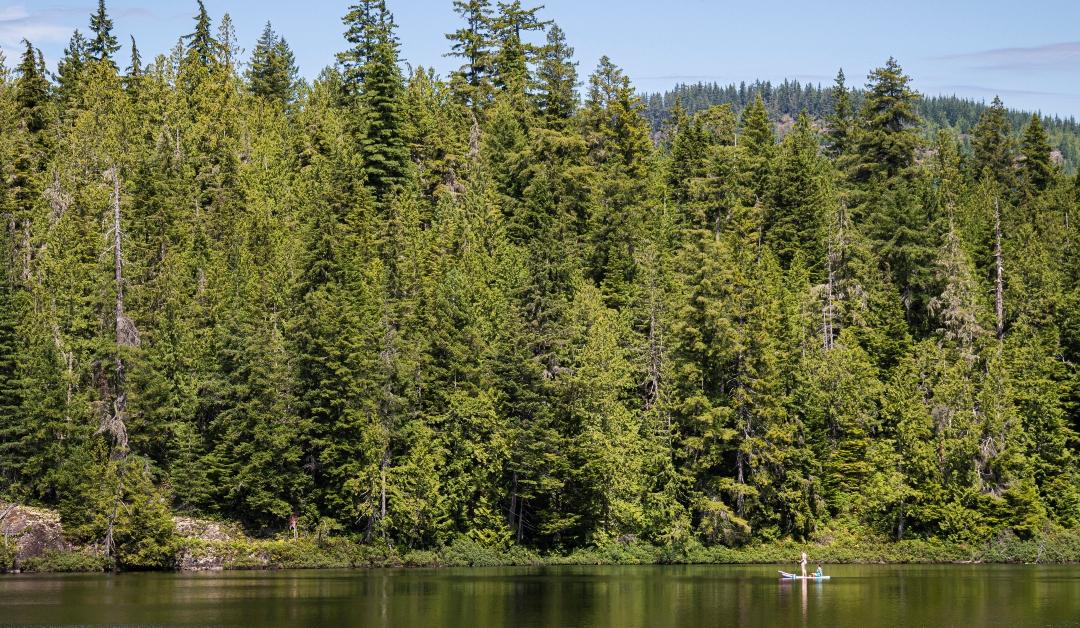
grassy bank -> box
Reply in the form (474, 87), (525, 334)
(7, 507), (1080, 573)
(107, 528), (1080, 572)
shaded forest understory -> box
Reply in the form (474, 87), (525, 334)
(4, 0), (1080, 570)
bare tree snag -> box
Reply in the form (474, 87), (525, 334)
(100, 167), (139, 564)
(100, 168), (132, 456)
(823, 202), (845, 351)
(994, 198), (1004, 343)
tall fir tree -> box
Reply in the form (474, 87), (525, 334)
(825, 68), (853, 159)
(767, 113), (826, 272)
(16, 40), (50, 133)
(446, 0), (496, 111)
(1020, 113), (1053, 196)
(340, 1), (410, 200)
(246, 22), (298, 104)
(490, 1), (548, 97)
(853, 57), (921, 182)
(183, 1), (217, 68)
(123, 36), (143, 96)
(970, 96), (1014, 188)
(88, 0), (120, 65)
(580, 56), (653, 308)
(739, 94), (774, 202)
(534, 24), (577, 125)
(57, 31), (89, 107)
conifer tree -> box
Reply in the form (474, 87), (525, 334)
(929, 226), (984, 362)
(580, 57), (653, 308)
(666, 99), (706, 207)
(16, 41), (50, 134)
(877, 355), (937, 538)
(825, 69), (853, 159)
(0, 277), (24, 489)
(1020, 113), (1053, 195)
(561, 279), (645, 544)
(768, 113), (826, 272)
(971, 96), (1014, 188)
(0, 69), (18, 461)
(247, 22), (298, 104)
(800, 331), (882, 520)
(343, 1), (410, 200)
(867, 179), (940, 334)
(125, 36), (142, 81)
(184, 1), (217, 68)
(88, 0), (120, 65)
(853, 57), (921, 182)
(739, 94), (773, 201)
(340, 1), (382, 90)
(57, 31), (89, 106)
(821, 199), (910, 367)
(670, 196), (759, 542)
(11, 40), (49, 285)
(534, 24), (577, 125)
(740, 94), (773, 157)
(446, 0), (496, 110)
(490, 1), (548, 97)
(215, 13), (241, 71)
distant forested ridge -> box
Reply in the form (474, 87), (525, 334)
(3, 0), (1080, 570)
(644, 80), (1080, 171)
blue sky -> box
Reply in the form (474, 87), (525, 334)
(3, 0), (1080, 118)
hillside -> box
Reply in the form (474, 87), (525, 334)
(643, 80), (1080, 171)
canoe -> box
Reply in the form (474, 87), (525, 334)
(778, 570), (831, 580)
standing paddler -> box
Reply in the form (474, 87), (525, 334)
(800, 552), (808, 577)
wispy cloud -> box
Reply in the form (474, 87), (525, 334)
(0, 6), (28, 22)
(931, 84), (1078, 98)
(115, 7), (157, 20)
(0, 3), (161, 67)
(635, 73), (833, 85)
(934, 41), (1080, 73)
(0, 4), (74, 47)
(636, 74), (731, 81)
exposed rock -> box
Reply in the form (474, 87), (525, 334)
(0, 502), (72, 569)
(1, 502), (261, 572)
(173, 516), (243, 542)
(177, 543), (233, 572)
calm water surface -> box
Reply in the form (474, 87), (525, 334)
(2, 564), (1080, 627)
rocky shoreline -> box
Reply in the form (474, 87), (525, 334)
(6, 501), (1080, 573)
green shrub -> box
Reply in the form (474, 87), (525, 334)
(502, 544), (543, 566)
(113, 473), (178, 570)
(402, 549), (441, 567)
(0, 536), (14, 572)
(57, 453), (178, 571)
(22, 549), (107, 573)
(441, 537), (505, 567)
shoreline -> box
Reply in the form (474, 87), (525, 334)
(6, 503), (1080, 574)
(8, 531), (1080, 574)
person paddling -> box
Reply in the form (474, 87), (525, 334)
(800, 552), (808, 577)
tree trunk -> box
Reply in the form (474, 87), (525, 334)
(994, 198), (1005, 343)
(109, 169), (129, 455)
(824, 234), (836, 350)
(516, 497), (525, 544)
(380, 453), (388, 521)
(103, 169), (130, 567)
(508, 472), (518, 530)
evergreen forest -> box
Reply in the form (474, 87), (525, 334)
(4, 0), (1080, 568)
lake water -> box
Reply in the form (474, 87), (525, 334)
(2, 564), (1080, 627)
